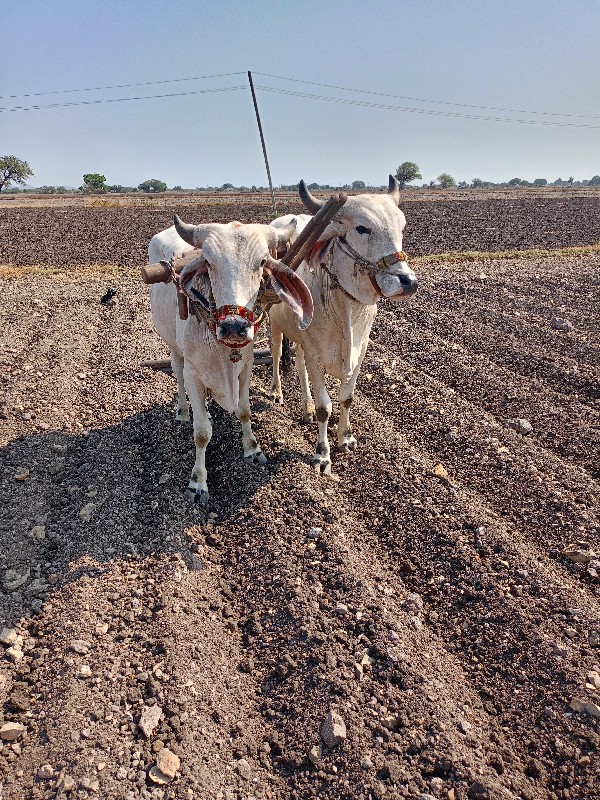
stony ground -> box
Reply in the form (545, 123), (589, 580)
(0, 245), (598, 799)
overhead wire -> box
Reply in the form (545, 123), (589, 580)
(255, 85), (600, 129)
(253, 71), (600, 120)
(0, 85), (247, 113)
(0, 71), (246, 100)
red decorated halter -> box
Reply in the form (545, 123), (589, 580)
(213, 305), (262, 348)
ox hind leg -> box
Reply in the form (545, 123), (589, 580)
(268, 321), (284, 405)
(296, 345), (315, 424)
(183, 366), (212, 505)
(171, 350), (190, 422)
(237, 359), (267, 466)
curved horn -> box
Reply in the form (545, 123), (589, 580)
(173, 214), (198, 246)
(299, 180), (325, 214)
(388, 174), (400, 205)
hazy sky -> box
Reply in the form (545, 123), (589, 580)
(3, 0), (599, 188)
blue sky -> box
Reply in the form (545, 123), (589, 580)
(3, 0), (599, 188)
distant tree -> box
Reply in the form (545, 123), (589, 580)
(437, 173), (456, 189)
(568, 176), (574, 185)
(82, 173), (107, 193)
(221, 182), (234, 190)
(0, 155), (34, 192)
(139, 179), (167, 193)
(552, 178), (565, 186)
(508, 177), (522, 187)
(307, 182), (320, 190)
(352, 180), (366, 190)
(394, 161), (422, 189)
(589, 175), (600, 186)
(171, 185), (183, 192)
(38, 185), (57, 194)
(533, 178), (547, 187)
(457, 180), (468, 188)
(471, 178), (485, 188)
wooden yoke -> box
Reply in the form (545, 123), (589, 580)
(141, 249), (204, 285)
(280, 193), (347, 271)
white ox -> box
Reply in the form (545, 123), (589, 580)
(269, 177), (418, 473)
(149, 215), (313, 504)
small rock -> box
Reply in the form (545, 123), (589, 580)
(432, 463), (449, 479)
(505, 418), (533, 435)
(139, 704), (162, 738)
(550, 317), (573, 332)
(570, 698), (600, 717)
(50, 443), (68, 454)
(77, 664), (92, 679)
(0, 722), (26, 741)
(70, 639), (90, 654)
(308, 745), (322, 766)
(3, 568), (30, 592)
(156, 747), (180, 779)
(0, 628), (18, 646)
(148, 767), (171, 785)
(6, 645), (24, 662)
(565, 627), (577, 639)
(589, 630), (600, 648)
(458, 719), (472, 734)
(320, 710), (346, 748)
(79, 503), (96, 522)
(55, 774), (76, 792)
(158, 472), (172, 484)
(95, 623), (109, 635)
(404, 592), (424, 612)
(236, 758), (251, 780)
(79, 777), (100, 792)
(361, 755), (373, 770)
(30, 525), (46, 540)
(563, 546), (597, 564)
(38, 764), (54, 779)
(587, 671), (600, 690)
(14, 468), (30, 481)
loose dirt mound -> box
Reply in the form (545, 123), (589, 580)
(0, 254), (598, 799)
(1, 196), (600, 268)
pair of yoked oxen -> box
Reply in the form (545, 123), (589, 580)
(149, 177), (418, 504)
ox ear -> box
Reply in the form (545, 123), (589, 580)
(266, 257), (313, 330)
(388, 175), (400, 205)
(270, 218), (297, 252)
(173, 215), (214, 248)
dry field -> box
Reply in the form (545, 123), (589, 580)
(0, 193), (599, 800)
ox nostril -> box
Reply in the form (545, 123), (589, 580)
(400, 274), (418, 293)
(219, 318), (249, 339)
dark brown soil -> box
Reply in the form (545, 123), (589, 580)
(0, 202), (598, 800)
(1, 195), (600, 268)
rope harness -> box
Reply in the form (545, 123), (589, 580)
(165, 254), (282, 363)
(315, 237), (409, 300)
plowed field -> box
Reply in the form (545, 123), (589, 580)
(0, 196), (599, 800)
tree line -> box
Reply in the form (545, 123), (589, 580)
(1, 155), (599, 193)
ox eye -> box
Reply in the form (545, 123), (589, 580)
(356, 225), (372, 235)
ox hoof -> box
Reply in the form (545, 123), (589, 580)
(184, 487), (209, 506)
(244, 451), (267, 467)
(268, 390), (283, 406)
(311, 456), (332, 475)
(301, 413), (315, 425)
(175, 408), (191, 423)
(338, 436), (357, 453)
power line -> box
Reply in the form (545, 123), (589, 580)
(254, 71), (600, 121)
(0, 71), (246, 100)
(0, 86), (246, 113)
(255, 85), (600, 129)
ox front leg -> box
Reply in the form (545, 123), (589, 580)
(337, 376), (359, 453)
(171, 350), (190, 422)
(238, 359), (267, 466)
(268, 321), (284, 405)
(183, 367), (212, 505)
(309, 370), (333, 475)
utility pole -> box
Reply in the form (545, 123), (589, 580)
(247, 71), (277, 216)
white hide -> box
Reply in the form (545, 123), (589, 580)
(269, 186), (417, 473)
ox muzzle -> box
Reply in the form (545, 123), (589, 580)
(215, 305), (259, 347)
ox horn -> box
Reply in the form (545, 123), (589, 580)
(388, 174), (400, 205)
(299, 180), (325, 214)
(173, 214), (197, 246)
